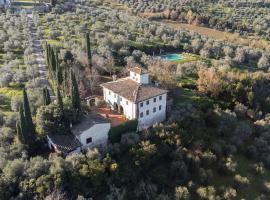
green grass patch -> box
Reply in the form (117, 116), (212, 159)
(0, 87), (23, 99)
(47, 40), (62, 46)
(173, 87), (216, 109)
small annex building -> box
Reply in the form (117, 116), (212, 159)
(71, 114), (111, 150)
(47, 113), (111, 155)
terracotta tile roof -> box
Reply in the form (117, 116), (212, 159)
(101, 78), (167, 103)
(48, 134), (81, 154)
(129, 66), (148, 75)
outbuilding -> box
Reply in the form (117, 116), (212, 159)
(71, 114), (111, 150)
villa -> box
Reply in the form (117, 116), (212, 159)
(101, 67), (168, 131)
(47, 67), (168, 155)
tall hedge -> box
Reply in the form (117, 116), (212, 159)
(109, 120), (138, 143)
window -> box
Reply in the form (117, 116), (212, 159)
(114, 94), (116, 98)
(146, 110), (149, 115)
(159, 95), (162, 100)
(146, 100), (149, 105)
(86, 137), (92, 144)
(140, 102), (143, 107)
(109, 91), (111, 95)
(126, 101), (129, 105)
(120, 97), (122, 101)
(153, 107), (156, 113)
(153, 98), (156, 102)
(159, 105), (162, 110)
(140, 112), (143, 118)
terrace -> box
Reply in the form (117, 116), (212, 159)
(96, 107), (127, 127)
(87, 96), (127, 127)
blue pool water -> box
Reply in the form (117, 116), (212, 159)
(160, 54), (184, 62)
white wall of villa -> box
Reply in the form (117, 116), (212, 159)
(103, 87), (167, 130)
(137, 93), (167, 131)
(103, 88), (136, 119)
(130, 71), (149, 84)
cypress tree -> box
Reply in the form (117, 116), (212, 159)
(45, 42), (49, 66)
(23, 89), (36, 144)
(71, 72), (81, 113)
(43, 87), (51, 106)
(86, 33), (92, 68)
(56, 86), (64, 112)
(51, 48), (57, 73)
(46, 87), (51, 104)
(17, 106), (26, 144)
(56, 53), (63, 86)
(43, 88), (47, 106)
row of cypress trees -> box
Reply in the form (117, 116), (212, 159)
(16, 33), (90, 146)
(44, 42), (81, 117)
(44, 43), (63, 86)
(42, 32), (92, 125)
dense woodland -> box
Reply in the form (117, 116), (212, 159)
(0, 0), (270, 199)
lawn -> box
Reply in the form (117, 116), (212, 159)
(173, 87), (216, 109)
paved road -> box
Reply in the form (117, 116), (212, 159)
(27, 14), (55, 99)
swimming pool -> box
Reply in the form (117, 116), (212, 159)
(160, 54), (184, 62)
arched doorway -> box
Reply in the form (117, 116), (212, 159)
(119, 106), (124, 114)
(113, 103), (118, 112)
(87, 98), (96, 107)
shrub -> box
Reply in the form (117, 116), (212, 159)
(196, 186), (216, 200)
(109, 120), (138, 143)
(222, 187), (237, 200)
(251, 163), (265, 175)
(234, 174), (250, 188)
(175, 186), (190, 200)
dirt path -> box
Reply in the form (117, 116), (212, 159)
(27, 14), (55, 98)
